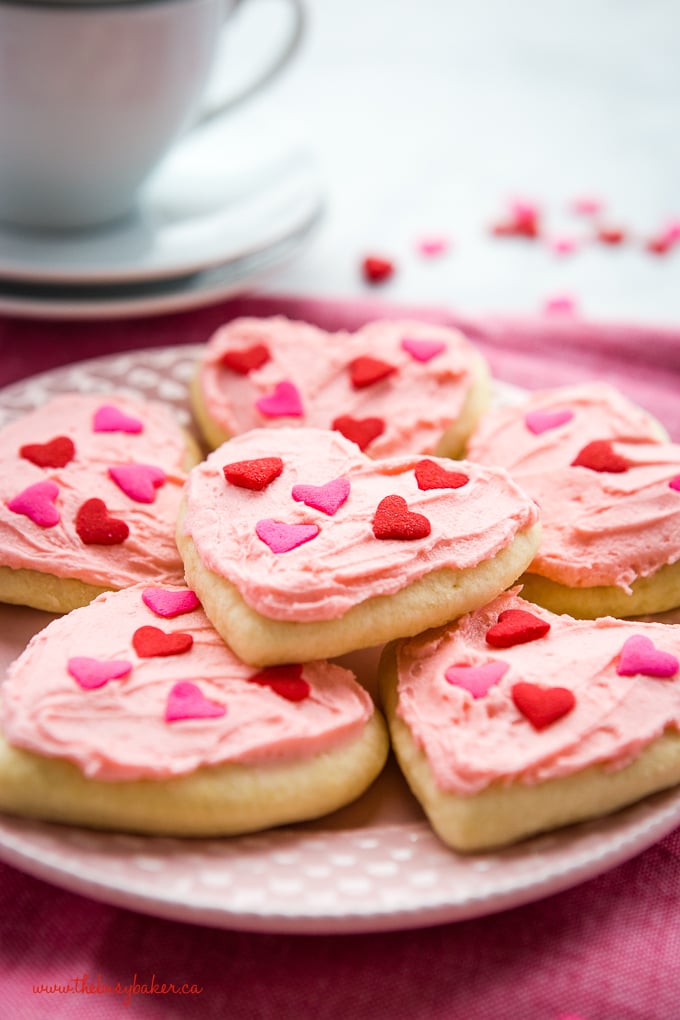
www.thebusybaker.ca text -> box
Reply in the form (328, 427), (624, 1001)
(32, 973), (204, 1007)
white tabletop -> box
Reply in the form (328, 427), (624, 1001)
(209, 0), (680, 326)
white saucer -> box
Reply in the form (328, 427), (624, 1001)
(0, 128), (323, 287)
(0, 205), (322, 320)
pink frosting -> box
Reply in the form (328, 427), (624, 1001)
(197, 316), (484, 456)
(466, 382), (664, 471)
(0, 394), (191, 589)
(2, 584), (375, 780)
(395, 590), (680, 795)
(518, 441), (680, 591)
(466, 382), (679, 591)
(180, 427), (540, 622)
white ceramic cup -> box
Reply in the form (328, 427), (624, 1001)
(0, 0), (304, 231)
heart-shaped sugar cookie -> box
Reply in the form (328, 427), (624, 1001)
(178, 427), (540, 665)
(0, 394), (198, 609)
(0, 584), (385, 836)
(466, 381), (680, 615)
(384, 590), (680, 849)
(193, 316), (489, 458)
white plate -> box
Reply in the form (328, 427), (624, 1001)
(0, 211), (321, 321)
(0, 131), (323, 286)
(2, 345), (680, 934)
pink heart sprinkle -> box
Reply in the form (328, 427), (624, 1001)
(543, 294), (578, 316)
(550, 236), (578, 255)
(108, 464), (166, 503)
(93, 404), (143, 434)
(142, 588), (200, 618)
(255, 381), (303, 418)
(662, 219), (680, 244)
(256, 519), (319, 553)
(291, 477), (350, 516)
(67, 656), (132, 690)
(445, 661), (509, 698)
(669, 475), (680, 492)
(165, 681), (226, 722)
(8, 480), (60, 527)
(524, 409), (574, 435)
(400, 338), (447, 363)
(617, 635), (679, 679)
(511, 199), (540, 223)
(571, 195), (603, 216)
(415, 235), (450, 257)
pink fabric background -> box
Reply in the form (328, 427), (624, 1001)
(1, 293), (680, 1019)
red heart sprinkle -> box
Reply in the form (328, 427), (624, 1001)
(490, 221), (517, 237)
(75, 498), (129, 545)
(646, 236), (672, 256)
(132, 626), (193, 658)
(20, 436), (75, 469)
(248, 664), (310, 702)
(511, 682), (576, 730)
(491, 217), (540, 239)
(486, 609), (551, 648)
(349, 356), (397, 389)
(223, 457), (283, 491)
(362, 255), (395, 284)
(571, 440), (629, 473)
(597, 226), (626, 245)
(415, 460), (469, 491)
(220, 343), (271, 374)
(372, 495), (431, 540)
(332, 414), (385, 451)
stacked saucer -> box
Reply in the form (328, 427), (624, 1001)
(0, 137), (323, 320)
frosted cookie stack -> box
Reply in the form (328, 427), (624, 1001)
(3, 321), (680, 854)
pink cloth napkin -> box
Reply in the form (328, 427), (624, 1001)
(1, 292), (679, 438)
(1, 293), (680, 1019)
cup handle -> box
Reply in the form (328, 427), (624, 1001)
(194, 0), (305, 127)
